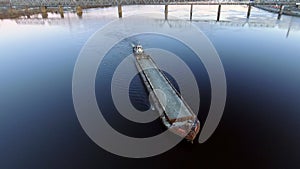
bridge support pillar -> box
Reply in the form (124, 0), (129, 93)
(118, 5), (122, 18)
(76, 6), (83, 18)
(190, 4), (193, 21)
(41, 6), (48, 19)
(41, 6), (47, 13)
(247, 4), (251, 19)
(165, 5), (168, 20)
(217, 5), (221, 21)
(277, 5), (284, 20)
(58, 5), (64, 18)
(25, 6), (30, 18)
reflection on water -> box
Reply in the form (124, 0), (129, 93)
(0, 5), (300, 169)
(1, 5), (299, 38)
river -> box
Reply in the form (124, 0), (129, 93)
(0, 5), (300, 169)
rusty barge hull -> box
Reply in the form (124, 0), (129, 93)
(134, 49), (200, 141)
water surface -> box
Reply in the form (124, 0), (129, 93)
(1, 5), (300, 169)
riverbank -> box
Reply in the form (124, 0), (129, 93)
(0, 5), (111, 19)
(1, 5), (300, 20)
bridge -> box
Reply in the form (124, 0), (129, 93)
(1, 0), (299, 7)
(1, 0), (299, 20)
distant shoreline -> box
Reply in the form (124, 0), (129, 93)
(1, 5), (300, 20)
(0, 5), (111, 19)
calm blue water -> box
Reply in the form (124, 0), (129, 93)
(1, 5), (300, 169)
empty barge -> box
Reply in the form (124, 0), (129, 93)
(133, 45), (200, 142)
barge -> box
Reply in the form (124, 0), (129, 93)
(133, 45), (200, 142)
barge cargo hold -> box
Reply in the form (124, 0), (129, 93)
(133, 45), (200, 141)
